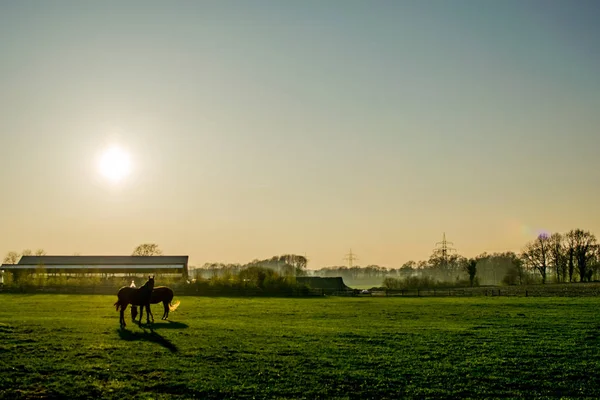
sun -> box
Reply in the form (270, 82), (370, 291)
(98, 146), (132, 183)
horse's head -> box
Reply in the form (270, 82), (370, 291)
(146, 275), (155, 291)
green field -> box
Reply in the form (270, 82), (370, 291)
(1, 295), (600, 399)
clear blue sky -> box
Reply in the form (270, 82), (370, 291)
(1, 1), (599, 268)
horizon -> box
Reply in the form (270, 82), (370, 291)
(0, 228), (592, 270)
(1, 1), (599, 269)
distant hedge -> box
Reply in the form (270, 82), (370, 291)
(0, 266), (319, 297)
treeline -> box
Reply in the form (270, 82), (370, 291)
(2, 266), (314, 297)
(521, 229), (597, 284)
(191, 228), (597, 290)
(4, 230), (598, 291)
(312, 252), (525, 288)
(382, 228), (598, 289)
(192, 252), (524, 288)
(188, 266), (313, 296)
(310, 229), (599, 289)
(382, 252), (525, 290)
(193, 254), (308, 279)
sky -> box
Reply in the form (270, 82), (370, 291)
(1, 0), (599, 269)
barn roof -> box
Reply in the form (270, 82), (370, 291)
(16, 255), (188, 266)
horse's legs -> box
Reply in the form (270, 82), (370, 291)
(146, 303), (154, 323)
(131, 306), (138, 322)
(145, 303), (150, 324)
(138, 304), (144, 323)
(120, 304), (127, 328)
(163, 301), (168, 320)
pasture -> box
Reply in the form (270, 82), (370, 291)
(1, 295), (600, 399)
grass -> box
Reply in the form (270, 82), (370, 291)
(1, 295), (600, 399)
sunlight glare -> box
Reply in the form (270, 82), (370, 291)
(98, 146), (132, 183)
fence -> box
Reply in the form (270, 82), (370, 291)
(2, 282), (600, 298)
(357, 284), (600, 298)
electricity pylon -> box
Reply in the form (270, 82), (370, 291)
(434, 232), (456, 268)
(343, 249), (358, 268)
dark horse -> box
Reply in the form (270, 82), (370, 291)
(114, 275), (155, 328)
(131, 286), (179, 322)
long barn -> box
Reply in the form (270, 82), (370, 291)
(0, 255), (189, 280)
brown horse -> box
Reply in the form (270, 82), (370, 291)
(131, 286), (179, 321)
(114, 275), (155, 328)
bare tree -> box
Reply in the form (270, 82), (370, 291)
(132, 243), (163, 256)
(548, 233), (567, 283)
(428, 249), (464, 282)
(3, 248), (46, 265)
(278, 254), (308, 276)
(565, 229), (597, 282)
(521, 234), (550, 284)
(3, 251), (20, 264)
(564, 233), (576, 282)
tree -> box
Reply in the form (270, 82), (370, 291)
(428, 248), (464, 281)
(521, 234), (550, 284)
(132, 243), (163, 256)
(548, 233), (567, 283)
(278, 254), (307, 276)
(464, 258), (478, 287)
(474, 252), (524, 286)
(564, 233), (576, 282)
(239, 266), (275, 289)
(512, 256), (526, 285)
(3, 248), (46, 265)
(3, 251), (20, 264)
(566, 229), (597, 282)
(399, 261), (416, 277)
(592, 247), (600, 281)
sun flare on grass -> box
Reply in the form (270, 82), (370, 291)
(98, 146), (132, 183)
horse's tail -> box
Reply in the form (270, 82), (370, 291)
(114, 300), (121, 312)
(169, 300), (180, 313)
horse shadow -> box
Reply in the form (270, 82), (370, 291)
(144, 321), (189, 330)
(117, 326), (179, 353)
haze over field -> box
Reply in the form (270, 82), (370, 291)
(1, 1), (599, 268)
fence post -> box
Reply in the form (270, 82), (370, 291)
(417, 289), (420, 297)
(525, 290), (528, 297)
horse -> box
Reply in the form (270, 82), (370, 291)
(131, 286), (180, 322)
(114, 275), (155, 328)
